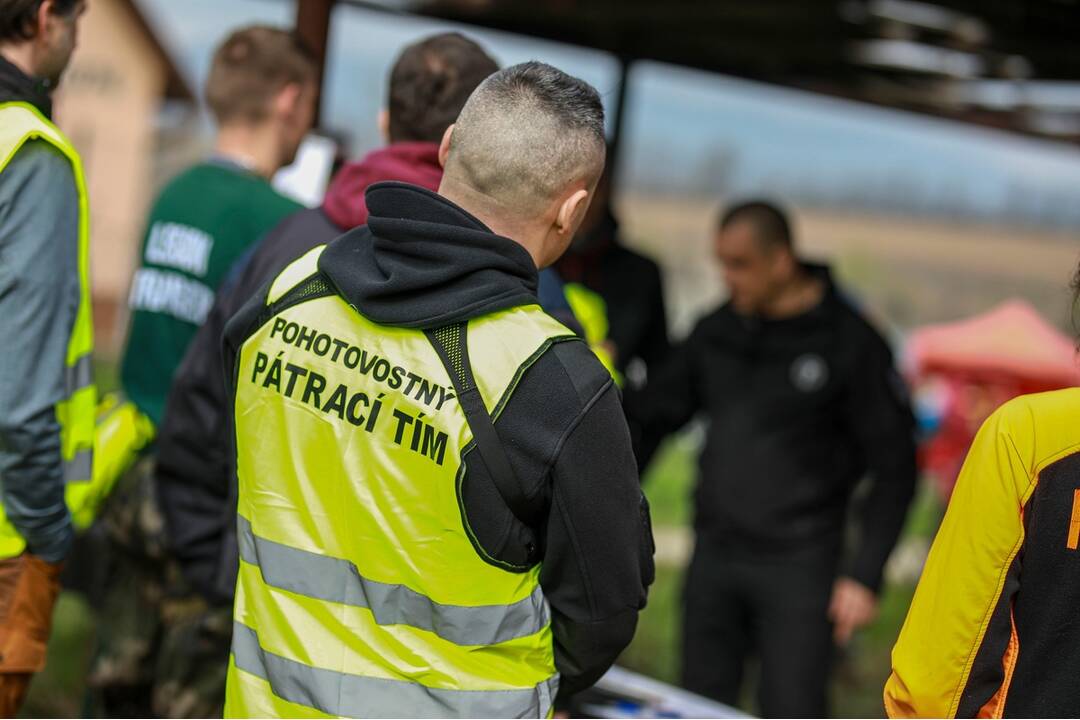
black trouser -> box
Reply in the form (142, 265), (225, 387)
(681, 536), (839, 718)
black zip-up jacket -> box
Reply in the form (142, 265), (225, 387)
(627, 266), (915, 592)
(181, 182), (653, 698)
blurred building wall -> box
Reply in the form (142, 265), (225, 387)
(52, 0), (194, 358)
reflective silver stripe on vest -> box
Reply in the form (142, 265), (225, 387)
(64, 353), (93, 394)
(237, 516), (549, 646)
(232, 621), (558, 719)
(63, 449), (92, 484)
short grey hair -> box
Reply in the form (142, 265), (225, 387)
(445, 61), (606, 215)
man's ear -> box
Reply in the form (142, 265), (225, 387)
(437, 124), (455, 169)
(274, 82), (302, 119)
(35, 0), (55, 41)
(556, 188), (591, 237)
(771, 245), (797, 277)
(377, 109), (390, 144)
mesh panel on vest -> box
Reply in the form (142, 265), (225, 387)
(429, 324), (471, 391)
(255, 274), (333, 331)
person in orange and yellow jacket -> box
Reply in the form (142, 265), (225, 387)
(885, 264), (1080, 718)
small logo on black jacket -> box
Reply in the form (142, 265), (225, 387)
(790, 353), (828, 392)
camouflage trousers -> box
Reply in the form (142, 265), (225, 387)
(86, 456), (231, 719)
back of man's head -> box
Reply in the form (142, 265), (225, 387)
(205, 25), (316, 127)
(388, 32), (497, 144)
(719, 200), (793, 253)
(444, 61), (606, 220)
(0, 0), (77, 43)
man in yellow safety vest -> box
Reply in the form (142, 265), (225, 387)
(0, 1), (94, 714)
(223, 61), (654, 718)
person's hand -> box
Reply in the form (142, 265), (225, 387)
(828, 576), (878, 646)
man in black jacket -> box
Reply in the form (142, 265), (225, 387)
(628, 200), (916, 718)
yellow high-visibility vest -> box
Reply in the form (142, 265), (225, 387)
(0, 101), (106, 556)
(563, 282), (622, 386)
(226, 246), (574, 718)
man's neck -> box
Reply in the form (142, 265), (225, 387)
(438, 178), (543, 269)
(214, 124), (280, 180)
(760, 269), (825, 320)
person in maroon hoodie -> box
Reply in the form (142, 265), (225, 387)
(139, 32), (500, 715)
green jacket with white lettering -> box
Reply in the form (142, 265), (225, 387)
(121, 160), (301, 426)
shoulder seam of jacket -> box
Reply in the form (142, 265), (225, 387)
(949, 420), (1040, 716)
(544, 369), (616, 477)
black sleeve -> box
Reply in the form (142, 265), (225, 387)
(157, 209), (323, 602)
(638, 262), (670, 375)
(542, 379), (654, 699)
(459, 340), (654, 701)
(844, 331), (918, 593)
(156, 297), (232, 602)
(156, 255), (272, 604)
(623, 329), (702, 471)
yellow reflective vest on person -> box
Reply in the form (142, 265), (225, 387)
(225, 246), (571, 718)
(0, 101), (104, 557)
(563, 282), (622, 385)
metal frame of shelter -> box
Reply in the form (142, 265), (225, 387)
(287, 0), (1080, 167)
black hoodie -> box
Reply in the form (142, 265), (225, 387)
(222, 182), (654, 699)
(627, 266), (915, 593)
(0, 54), (52, 115)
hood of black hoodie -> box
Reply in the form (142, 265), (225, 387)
(318, 181), (540, 329)
(0, 55), (52, 116)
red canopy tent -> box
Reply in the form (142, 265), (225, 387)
(906, 300), (1080, 498)
(908, 300), (1080, 390)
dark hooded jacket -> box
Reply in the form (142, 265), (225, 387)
(221, 182), (654, 699)
(627, 266), (916, 592)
